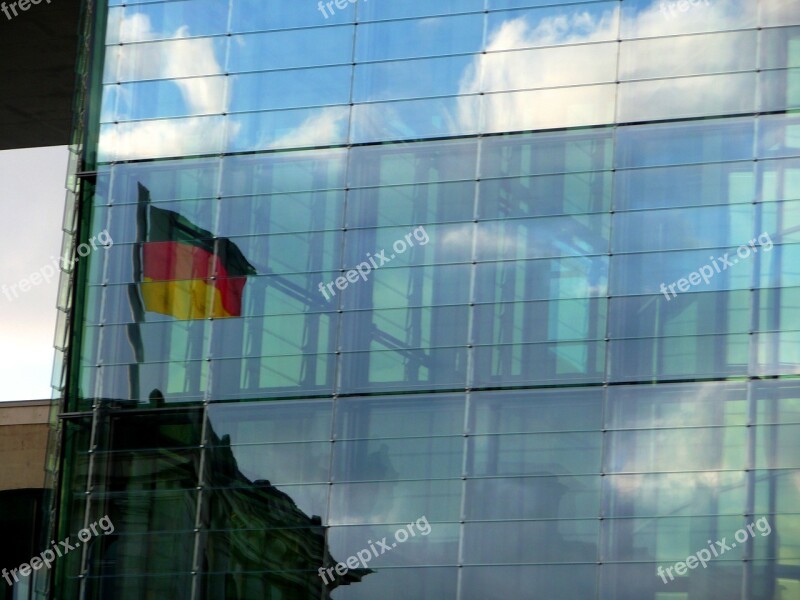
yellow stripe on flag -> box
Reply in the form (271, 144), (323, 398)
(141, 277), (235, 320)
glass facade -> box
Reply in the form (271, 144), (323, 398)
(53, 0), (800, 598)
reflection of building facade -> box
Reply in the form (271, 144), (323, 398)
(50, 1), (799, 599)
(0, 400), (49, 600)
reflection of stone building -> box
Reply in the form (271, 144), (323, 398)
(0, 400), (50, 600)
(87, 408), (367, 600)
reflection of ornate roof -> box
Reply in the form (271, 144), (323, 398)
(204, 430), (371, 597)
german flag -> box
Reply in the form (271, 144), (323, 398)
(137, 183), (256, 319)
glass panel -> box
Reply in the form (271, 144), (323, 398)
(754, 424), (800, 469)
(603, 515), (749, 562)
(107, 1), (228, 44)
(621, 0), (757, 39)
(615, 117), (754, 169)
(468, 387), (603, 434)
(467, 432), (603, 477)
(328, 480), (462, 525)
(606, 381), (747, 429)
(608, 334), (750, 382)
(603, 471), (747, 518)
(207, 400), (334, 444)
(619, 31), (757, 80)
(463, 520), (598, 563)
(760, 26), (800, 69)
(354, 13), (484, 62)
(618, 73), (756, 123)
(208, 442), (331, 484)
(481, 42), (618, 91)
(479, 171), (612, 218)
(604, 427), (748, 473)
(608, 291), (751, 339)
(760, 68), (800, 112)
(464, 475), (602, 520)
(326, 522), (458, 569)
(332, 437), (463, 482)
(472, 341), (606, 387)
(601, 561), (742, 600)
(486, 3), (618, 51)
(226, 26), (355, 73)
(754, 379), (800, 424)
(334, 394), (465, 439)
(610, 247), (755, 297)
(479, 128), (613, 178)
(473, 297), (607, 346)
(353, 55), (475, 103)
(346, 181), (474, 229)
(614, 161), (756, 212)
(461, 565), (597, 599)
(612, 205), (755, 253)
(474, 256), (609, 303)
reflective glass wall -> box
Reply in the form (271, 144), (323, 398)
(55, 0), (800, 598)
